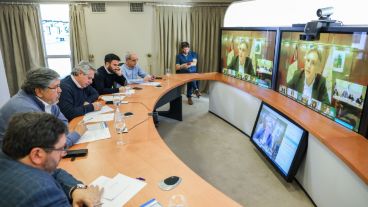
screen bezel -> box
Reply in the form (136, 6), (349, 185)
(218, 27), (280, 89)
(250, 101), (308, 182)
(275, 26), (368, 136)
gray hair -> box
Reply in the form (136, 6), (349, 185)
(125, 52), (135, 61)
(71, 60), (95, 76)
(21, 68), (60, 95)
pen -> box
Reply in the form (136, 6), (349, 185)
(94, 202), (103, 207)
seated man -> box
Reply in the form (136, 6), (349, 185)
(175, 42), (201, 105)
(0, 68), (85, 147)
(121, 52), (154, 84)
(92, 53), (127, 94)
(0, 112), (102, 206)
(58, 61), (101, 121)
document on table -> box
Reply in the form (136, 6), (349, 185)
(91, 173), (147, 207)
(84, 105), (114, 119)
(101, 95), (126, 102)
(77, 122), (111, 144)
(83, 113), (114, 123)
(140, 82), (161, 86)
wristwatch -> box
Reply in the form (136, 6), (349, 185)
(69, 184), (88, 198)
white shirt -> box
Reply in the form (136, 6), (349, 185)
(36, 97), (52, 114)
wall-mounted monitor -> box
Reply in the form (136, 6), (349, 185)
(219, 27), (278, 88)
(251, 102), (308, 182)
(276, 27), (368, 134)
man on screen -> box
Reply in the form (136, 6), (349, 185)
(254, 114), (276, 153)
(287, 48), (330, 104)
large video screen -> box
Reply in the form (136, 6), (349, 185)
(251, 102), (308, 182)
(277, 28), (368, 132)
(220, 28), (277, 88)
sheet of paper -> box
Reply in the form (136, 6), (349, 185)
(77, 126), (111, 144)
(83, 113), (114, 123)
(90, 173), (146, 207)
(84, 105), (114, 119)
(101, 95), (126, 102)
(139, 82), (161, 86)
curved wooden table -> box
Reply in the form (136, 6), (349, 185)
(60, 72), (368, 207)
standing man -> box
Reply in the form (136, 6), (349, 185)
(58, 61), (101, 121)
(121, 52), (154, 84)
(92, 53), (127, 94)
(0, 68), (85, 147)
(175, 42), (201, 105)
(0, 112), (102, 206)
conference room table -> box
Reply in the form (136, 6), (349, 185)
(60, 72), (368, 206)
(60, 73), (242, 207)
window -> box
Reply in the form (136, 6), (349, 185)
(40, 4), (71, 78)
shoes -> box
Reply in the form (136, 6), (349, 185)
(188, 97), (193, 105)
(194, 89), (202, 98)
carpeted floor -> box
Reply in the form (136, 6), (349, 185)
(156, 94), (315, 207)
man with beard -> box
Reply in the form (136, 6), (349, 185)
(0, 68), (85, 147)
(227, 40), (254, 76)
(92, 53), (127, 94)
(287, 48), (330, 104)
(0, 112), (103, 206)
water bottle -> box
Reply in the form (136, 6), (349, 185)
(115, 108), (126, 134)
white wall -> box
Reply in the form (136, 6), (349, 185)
(0, 48), (10, 107)
(84, 2), (154, 73)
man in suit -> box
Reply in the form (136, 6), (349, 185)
(0, 112), (102, 206)
(227, 40), (254, 76)
(92, 53), (127, 94)
(0, 68), (85, 147)
(287, 48), (330, 104)
(58, 61), (101, 121)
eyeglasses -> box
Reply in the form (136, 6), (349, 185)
(129, 58), (138, 62)
(43, 145), (68, 152)
(47, 84), (61, 90)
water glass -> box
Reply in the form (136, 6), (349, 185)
(168, 194), (187, 207)
(113, 95), (121, 107)
(166, 68), (171, 76)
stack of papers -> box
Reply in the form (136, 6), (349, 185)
(77, 122), (111, 144)
(83, 113), (114, 123)
(84, 105), (114, 119)
(101, 95), (126, 102)
(91, 173), (147, 207)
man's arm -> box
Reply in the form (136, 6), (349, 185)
(85, 86), (99, 103)
(52, 168), (83, 200)
(93, 72), (120, 94)
(58, 85), (94, 121)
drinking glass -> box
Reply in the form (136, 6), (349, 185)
(166, 68), (171, 76)
(115, 109), (126, 146)
(113, 95), (121, 107)
(168, 194), (187, 207)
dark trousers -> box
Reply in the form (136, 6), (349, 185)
(177, 69), (199, 98)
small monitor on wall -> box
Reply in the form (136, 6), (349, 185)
(219, 27), (278, 88)
(251, 102), (308, 182)
(276, 27), (368, 134)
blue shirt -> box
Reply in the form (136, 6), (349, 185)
(121, 64), (148, 84)
(176, 51), (198, 73)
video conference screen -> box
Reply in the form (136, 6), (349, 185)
(251, 102), (308, 181)
(277, 30), (368, 132)
(220, 28), (277, 88)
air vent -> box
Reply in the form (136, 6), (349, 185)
(91, 3), (106, 13)
(130, 3), (144, 12)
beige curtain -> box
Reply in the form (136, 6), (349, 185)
(69, 4), (89, 66)
(154, 6), (191, 75)
(154, 5), (226, 90)
(0, 4), (45, 95)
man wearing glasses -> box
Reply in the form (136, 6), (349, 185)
(0, 68), (85, 147)
(92, 53), (127, 94)
(58, 61), (101, 121)
(0, 112), (102, 206)
(121, 52), (154, 84)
